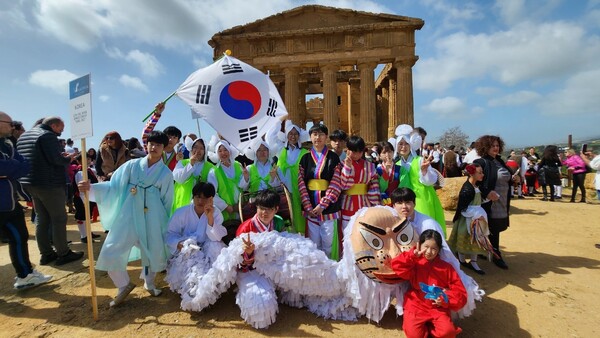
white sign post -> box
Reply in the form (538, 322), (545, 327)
(69, 74), (93, 140)
(69, 74), (98, 320)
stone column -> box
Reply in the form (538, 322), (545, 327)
(395, 58), (417, 127)
(284, 67), (301, 125)
(347, 78), (360, 135)
(358, 62), (377, 143)
(379, 86), (389, 141)
(388, 75), (397, 137)
(298, 80), (308, 127)
(321, 64), (339, 130)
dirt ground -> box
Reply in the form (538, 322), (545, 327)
(1, 189), (599, 338)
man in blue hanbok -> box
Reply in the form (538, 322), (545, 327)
(79, 131), (174, 307)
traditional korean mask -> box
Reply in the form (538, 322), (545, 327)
(350, 207), (418, 284)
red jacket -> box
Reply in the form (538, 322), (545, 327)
(391, 250), (467, 313)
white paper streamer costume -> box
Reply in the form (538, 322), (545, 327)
(178, 231), (347, 328)
(166, 239), (225, 294)
(174, 206), (484, 328)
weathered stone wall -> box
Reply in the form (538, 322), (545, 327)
(436, 177), (466, 211)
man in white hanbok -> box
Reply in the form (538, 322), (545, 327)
(165, 182), (227, 294)
(79, 131), (174, 307)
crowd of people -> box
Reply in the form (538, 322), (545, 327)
(1, 106), (598, 336)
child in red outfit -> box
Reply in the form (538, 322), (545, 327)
(390, 229), (467, 338)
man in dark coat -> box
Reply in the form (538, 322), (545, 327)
(1, 111), (52, 288)
(17, 116), (84, 266)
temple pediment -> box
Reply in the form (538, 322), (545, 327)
(211, 5), (423, 39)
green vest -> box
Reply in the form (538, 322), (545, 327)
(248, 163), (272, 193)
(396, 156), (447, 235)
(171, 160), (214, 214)
(278, 147), (308, 234)
(214, 162), (243, 221)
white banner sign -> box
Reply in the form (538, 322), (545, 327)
(176, 55), (287, 151)
(69, 74), (93, 140)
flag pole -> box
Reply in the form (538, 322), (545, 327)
(145, 50), (231, 123)
(196, 118), (201, 138)
(190, 49), (231, 138)
(80, 138), (99, 320)
(141, 91), (176, 122)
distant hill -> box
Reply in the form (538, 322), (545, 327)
(506, 137), (600, 156)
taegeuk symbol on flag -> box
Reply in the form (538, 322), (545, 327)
(176, 55), (288, 151)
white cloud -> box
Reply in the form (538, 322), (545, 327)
(192, 55), (210, 70)
(488, 90), (541, 107)
(538, 68), (600, 115)
(126, 50), (163, 77)
(475, 86), (498, 96)
(35, 0), (108, 51)
(494, 0), (525, 25)
(419, 0), (484, 35)
(494, 0), (562, 26)
(0, 3), (31, 32)
(99, 95), (109, 102)
(423, 96), (467, 117)
(29, 69), (78, 94)
(471, 106), (485, 115)
(584, 9), (600, 28)
(423, 0), (482, 21)
(106, 47), (163, 77)
(415, 21), (600, 92)
(32, 0), (208, 51)
(119, 74), (148, 92)
(31, 0), (387, 52)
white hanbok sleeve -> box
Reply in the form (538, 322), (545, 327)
(173, 161), (194, 183)
(418, 157), (438, 186)
(269, 174), (281, 188)
(166, 208), (188, 254)
(205, 207), (226, 241)
(239, 173), (249, 190)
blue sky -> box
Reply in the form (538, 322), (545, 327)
(1, 0), (599, 150)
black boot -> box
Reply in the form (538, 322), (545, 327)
(493, 256), (509, 270)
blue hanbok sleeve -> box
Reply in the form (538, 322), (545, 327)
(93, 161), (133, 231)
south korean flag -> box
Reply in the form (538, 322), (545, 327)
(176, 55), (288, 152)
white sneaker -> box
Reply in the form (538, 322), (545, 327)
(14, 270), (52, 290)
(144, 286), (162, 297)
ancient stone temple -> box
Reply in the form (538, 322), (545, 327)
(208, 5), (423, 142)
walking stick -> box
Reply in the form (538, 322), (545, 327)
(80, 138), (99, 320)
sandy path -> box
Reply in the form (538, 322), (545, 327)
(1, 194), (599, 338)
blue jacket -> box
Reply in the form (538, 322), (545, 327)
(1, 138), (30, 212)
